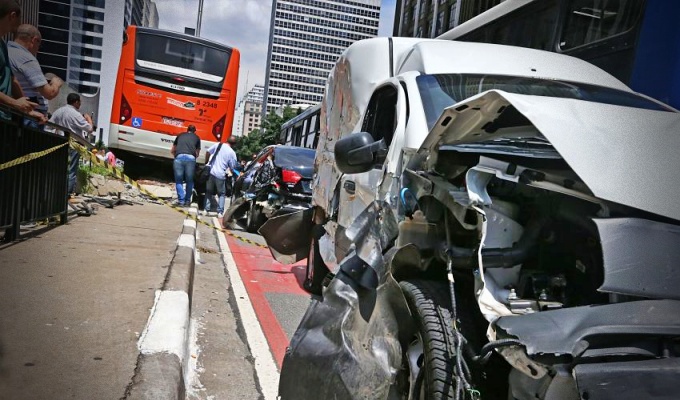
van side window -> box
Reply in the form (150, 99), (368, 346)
(361, 85), (398, 148)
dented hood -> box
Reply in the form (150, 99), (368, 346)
(420, 91), (680, 221)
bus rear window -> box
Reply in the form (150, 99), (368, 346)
(135, 33), (230, 82)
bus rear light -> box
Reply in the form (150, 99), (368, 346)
(120, 95), (132, 123)
(212, 123), (223, 137)
(173, 77), (185, 82)
(212, 114), (226, 140)
(282, 169), (302, 185)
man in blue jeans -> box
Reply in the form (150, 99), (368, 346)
(171, 125), (201, 206)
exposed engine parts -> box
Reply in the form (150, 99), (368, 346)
(389, 153), (680, 398)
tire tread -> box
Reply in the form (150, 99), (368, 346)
(400, 280), (457, 399)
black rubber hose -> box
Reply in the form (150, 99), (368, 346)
(471, 338), (523, 364)
(444, 214), (550, 269)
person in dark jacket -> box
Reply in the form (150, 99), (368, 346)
(171, 125), (201, 206)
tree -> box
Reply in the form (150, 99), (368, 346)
(232, 105), (299, 161)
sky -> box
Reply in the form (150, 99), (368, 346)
(155, 0), (397, 103)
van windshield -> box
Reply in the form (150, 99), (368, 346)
(417, 74), (673, 130)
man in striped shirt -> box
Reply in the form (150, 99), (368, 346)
(8, 24), (62, 128)
(0, 0), (40, 119)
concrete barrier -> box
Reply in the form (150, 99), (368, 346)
(124, 207), (197, 399)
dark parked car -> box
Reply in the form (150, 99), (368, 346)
(227, 145), (315, 233)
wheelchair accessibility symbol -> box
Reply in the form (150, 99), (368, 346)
(132, 117), (142, 128)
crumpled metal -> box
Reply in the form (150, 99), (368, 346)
(278, 201), (411, 400)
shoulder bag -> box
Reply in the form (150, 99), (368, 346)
(196, 143), (223, 185)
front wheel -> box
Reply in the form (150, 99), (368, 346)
(400, 280), (457, 400)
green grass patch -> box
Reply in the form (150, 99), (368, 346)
(77, 163), (122, 194)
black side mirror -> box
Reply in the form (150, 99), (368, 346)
(334, 132), (387, 174)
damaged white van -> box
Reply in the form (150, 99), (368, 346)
(259, 37), (680, 400)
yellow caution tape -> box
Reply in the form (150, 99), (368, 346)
(0, 141), (69, 171)
(70, 139), (269, 249)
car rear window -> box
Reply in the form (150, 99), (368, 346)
(273, 147), (316, 170)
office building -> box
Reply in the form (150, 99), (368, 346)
(125, 0), (159, 28)
(18, 0), (40, 26)
(393, 0), (502, 38)
(263, 0), (381, 113)
(38, 0), (110, 95)
(233, 85), (265, 137)
(26, 0), (156, 141)
(35, 0), (158, 96)
(143, 1), (159, 28)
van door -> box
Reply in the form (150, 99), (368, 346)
(337, 80), (407, 231)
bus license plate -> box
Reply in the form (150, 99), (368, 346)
(162, 116), (184, 127)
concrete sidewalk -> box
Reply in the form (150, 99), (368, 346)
(0, 202), (185, 399)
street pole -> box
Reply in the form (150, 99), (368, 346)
(196, 0), (205, 36)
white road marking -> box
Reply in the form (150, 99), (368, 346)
(184, 219), (197, 229)
(185, 317), (205, 397)
(215, 220), (279, 400)
(137, 290), (189, 361)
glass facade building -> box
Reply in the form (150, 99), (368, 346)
(263, 0), (381, 113)
(35, 0), (157, 95)
(393, 0), (502, 38)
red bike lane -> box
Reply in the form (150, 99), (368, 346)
(224, 234), (310, 368)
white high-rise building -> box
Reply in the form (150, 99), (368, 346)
(263, 0), (381, 113)
(142, 0), (159, 28)
(233, 85), (265, 137)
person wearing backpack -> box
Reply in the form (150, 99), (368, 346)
(203, 136), (237, 217)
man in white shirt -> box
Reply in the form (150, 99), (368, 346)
(50, 93), (93, 195)
(204, 136), (237, 217)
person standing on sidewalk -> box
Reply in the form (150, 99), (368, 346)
(203, 136), (237, 217)
(8, 24), (63, 128)
(171, 124), (201, 206)
(50, 93), (93, 195)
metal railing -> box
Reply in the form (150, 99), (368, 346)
(0, 106), (91, 242)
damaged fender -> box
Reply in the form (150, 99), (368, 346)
(258, 207), (314, 264)
(278, 202), (414, 399)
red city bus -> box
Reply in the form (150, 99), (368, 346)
(109, 26), (240, 161)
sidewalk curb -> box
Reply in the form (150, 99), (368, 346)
(125, 207), (197, 400)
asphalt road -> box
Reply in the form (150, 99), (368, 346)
(189, 213), (310, 398)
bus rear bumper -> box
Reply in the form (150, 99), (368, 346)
(108, 124), (215, 162)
